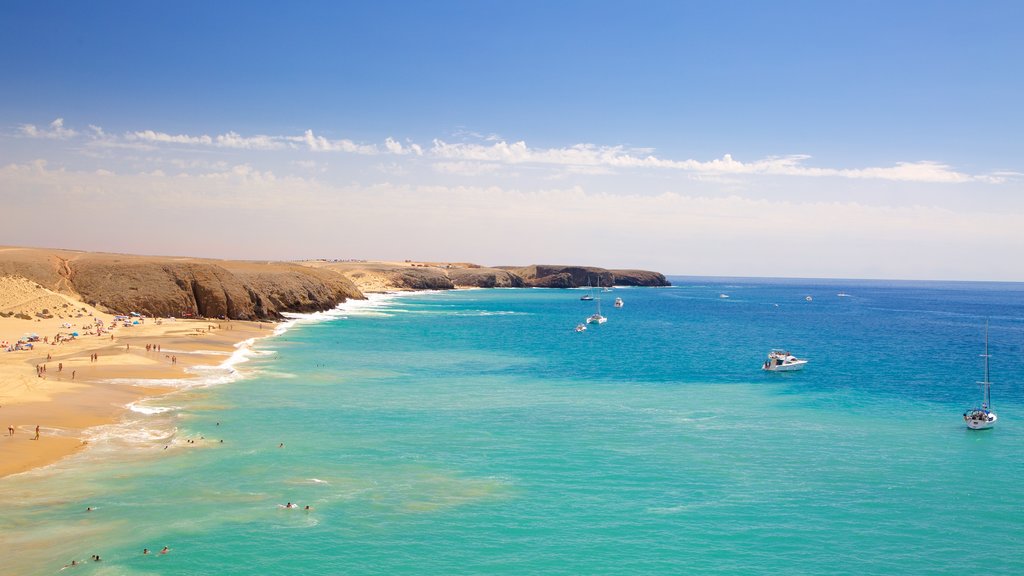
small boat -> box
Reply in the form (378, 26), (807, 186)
(762, 350), (808, 372)
(805, 295), (813, 301)
(837, 292), (851, 298)
(964, 322), (997, 430)
(580, 276), (595, 300)
(575, 323), (587, 333)
(613, 297), (623, 308)
(586, 287), (607, 324)
(719, 294), (729, 299)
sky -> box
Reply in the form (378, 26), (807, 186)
(1, 1), (1022, 280)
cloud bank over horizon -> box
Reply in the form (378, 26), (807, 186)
(3, 117), (1023, 281)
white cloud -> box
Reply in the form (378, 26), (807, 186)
(292, 129), (379, 154)
(7, 118), (1015, 185)
(429, 141), (1003, 184)
(214, 131), (284, 150)
(128, 129), (213, 146)
(2, 160), (1022, 280)
(19, 118), (78, 140)
(384, 137), (423, 156)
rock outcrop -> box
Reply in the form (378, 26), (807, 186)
(608, 269), (671, 287)
(447, 267), (525, 288)
(0, 247), (364, 320)
(506, 265), (669, 288)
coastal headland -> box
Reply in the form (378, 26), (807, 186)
(0, 245), (668, 478)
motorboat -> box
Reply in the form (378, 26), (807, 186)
(762, 350), (808, 372)
(964, 322), (997, 430)
(805, 296), (813, 301)
(719, 294), (729, 299)
(613, 297), (623, 308)
(575, 323), (587, 333)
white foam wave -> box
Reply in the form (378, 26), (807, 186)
(157, 348), (231, 356)
(82, 420), (178, 447)
(127, 402), (181, 415)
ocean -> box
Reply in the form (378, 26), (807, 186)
(3, 277), (1024, 575)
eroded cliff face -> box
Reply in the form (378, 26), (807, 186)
(0, 248), (365, 320)
(447, 267), (525, 288)
(507, 265), (669, 288)
(1, 248), (669, 318)
(608, 269), (671, 287)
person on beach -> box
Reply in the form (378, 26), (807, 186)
(8, 425), (13, 436)
(34, 425), (40, 440)
(72, 370), (76, 380)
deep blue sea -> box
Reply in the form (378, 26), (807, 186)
(3, 277), (1024, 575)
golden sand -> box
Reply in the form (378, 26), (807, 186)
(0, 276), (275, 477)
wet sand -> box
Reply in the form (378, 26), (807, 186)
(0, 318), (274, 478)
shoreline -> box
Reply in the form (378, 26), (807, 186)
(0, 293), (402, 480)
(0, 317), (281, 479)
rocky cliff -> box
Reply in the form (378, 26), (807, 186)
(0, 247), (365, 320)
(506, 265), (670, 288)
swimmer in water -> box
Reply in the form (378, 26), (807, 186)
(86, 507), (93, 512)
(160, 546), (170, 554)
(304, 505), (313, 511)
(143, 548), (150, 555)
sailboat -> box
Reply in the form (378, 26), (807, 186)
(963, 322), (997, 430)
(586, 292), (607, 324)
(580, 276), (595, 301)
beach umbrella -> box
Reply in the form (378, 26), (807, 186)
(72, 332), (79, 337)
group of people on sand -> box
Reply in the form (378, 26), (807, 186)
(7, 424), (41, 439)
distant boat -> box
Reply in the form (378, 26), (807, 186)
(613, 297), (623, 308)
(580, 276), (595, 301)
(837, 292), (852, 298)
(586, 291), (607, 324)
(762, 350), (808, 372)
(805, 295), (813, 301)
(719, 294), (730, 299)
(575, 323), (587, 333)
(964, 322), (997, 430)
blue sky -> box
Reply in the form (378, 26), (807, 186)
(1, 1), (1022, 279)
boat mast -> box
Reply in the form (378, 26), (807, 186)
(981, 320), (991, 410)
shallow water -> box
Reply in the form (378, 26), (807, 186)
(3, 279), (1024, 575)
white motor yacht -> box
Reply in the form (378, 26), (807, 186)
(762, 350), (808, 372)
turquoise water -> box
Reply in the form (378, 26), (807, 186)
(3, 278), (1024, 575)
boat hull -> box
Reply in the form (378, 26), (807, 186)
(763, 360), (807, 372)
(965, 413), (997, 430)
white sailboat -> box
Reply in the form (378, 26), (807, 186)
(586, 292), (607, 324)
(580, 276), (595, 301)
(963, 322), (997, 430)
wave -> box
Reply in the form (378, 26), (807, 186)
(126, 402), (181, 415)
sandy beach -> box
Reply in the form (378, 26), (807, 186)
(0, 275), (275, 478)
